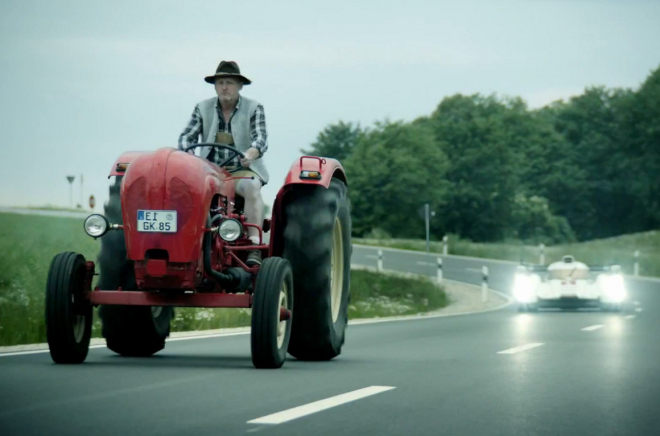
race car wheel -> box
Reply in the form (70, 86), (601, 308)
(97, 176), (172, 357)
(251, 257), (294, 369)
(45, 252), (92, 364)
(283, 178), (351, 361)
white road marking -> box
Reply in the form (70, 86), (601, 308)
(634, 301), (640, 306)
(465, 267), (483, 273)
(248, 386), (396, 425)
(624, 315), (636, 320)
(581, 324), (605, 331)
(0, 332), (251, 357)
(365, 254), (379, 259)
(166, 332), (248, 342)
(0, 344), (107, 357)
(416, 261), (435, 266)
(635, 307), (643, 312)
(497, 343), (544, 355)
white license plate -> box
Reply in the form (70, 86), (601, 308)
(137, 210), (177, 233)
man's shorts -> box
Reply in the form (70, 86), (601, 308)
(229, 168), (266, 186)
(206, 148), (266, 186)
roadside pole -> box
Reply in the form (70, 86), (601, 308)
(443, 235), (448, 256)
(66, 175), (75, 209)
(437, 257), (443, 283)
(634, 250), (640, 276)
(482, 266), (489, 302)
(424, 203), (430, 255)
(377, 250), (383, 272)
(539, 243), (545, 266)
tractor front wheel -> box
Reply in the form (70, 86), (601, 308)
(45, 252), (92, 364)
(251, 257), (294, 369)
(97, 176), (172, 357)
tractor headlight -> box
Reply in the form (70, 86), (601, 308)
(84, 214), (109, 238)
(219, 219), (243, 242)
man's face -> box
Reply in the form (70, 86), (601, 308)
(215, 77), (242, 104)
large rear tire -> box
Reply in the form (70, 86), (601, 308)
(97, 176), (173, 357)
(251, 257), (294, 369)
(46, 252), (92, 364)
(283, 178), (351, 361)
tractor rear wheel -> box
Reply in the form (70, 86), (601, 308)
(251, 257), (294, 369)
(97, 176), (173, 357)
(45, 252), (92, 364)
(284, 178), (351, 361)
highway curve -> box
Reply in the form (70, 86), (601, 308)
(1, 245), (659, 435)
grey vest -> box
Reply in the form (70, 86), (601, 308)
(197, 96), (269, 184)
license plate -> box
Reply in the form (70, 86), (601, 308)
(137, 210), (177, 233)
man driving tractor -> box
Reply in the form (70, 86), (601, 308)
(178, 60), (269, 266)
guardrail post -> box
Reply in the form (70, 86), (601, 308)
(482, 266), (489, 302)
(443, 235), (448, 256)
(539, 243), (545, 266)
(377, 249), (383, 272)
(437, 257), (443, 283)
(634, 250), (640, 276)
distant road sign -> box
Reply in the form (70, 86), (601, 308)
(89, 195), (96, 210)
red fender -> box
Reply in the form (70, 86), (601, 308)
(268, 156), (348, 257)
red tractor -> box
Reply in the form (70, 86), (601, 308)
(45, 143), (351, 368)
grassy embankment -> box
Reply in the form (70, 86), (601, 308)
(355, 231), (660, 277)
(0, 213), (446, 346)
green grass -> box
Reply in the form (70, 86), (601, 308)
(0, 213), (101, 346)
(355, 230), (660, 277)
(0, 213), (446, 346)
(348, 270), (447, 319)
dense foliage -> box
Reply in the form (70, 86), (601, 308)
(305, 65), (660, 243)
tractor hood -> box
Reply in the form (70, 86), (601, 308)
(120, 147), (234, 264)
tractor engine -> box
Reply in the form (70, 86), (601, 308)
(118, 148), (234, 290)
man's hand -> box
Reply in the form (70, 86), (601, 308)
(240, 147), (260, 167)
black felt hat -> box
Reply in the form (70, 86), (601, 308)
(204, 61), (251, 85)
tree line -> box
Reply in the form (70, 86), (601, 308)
(303, 65), (660, 243)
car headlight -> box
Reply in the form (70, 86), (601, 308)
(84, 214), (109, 238)
(513, 274), (536, 302)
(603, 274), (626, 302)
(219, 219), (243, 242)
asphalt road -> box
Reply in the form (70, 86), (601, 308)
(1, 245), (659, 436)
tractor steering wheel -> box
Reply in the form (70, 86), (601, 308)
(183, 142), (246, 168)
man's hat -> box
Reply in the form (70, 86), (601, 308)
(204, 61), (252, 85)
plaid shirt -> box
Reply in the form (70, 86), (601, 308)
(178, 96), (268, 166)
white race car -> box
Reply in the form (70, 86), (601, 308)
(513, 255), (626, 312)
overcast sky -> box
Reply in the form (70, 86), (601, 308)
(1, 0), (658, 211)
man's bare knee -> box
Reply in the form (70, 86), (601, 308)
(236, 179), (262, 200)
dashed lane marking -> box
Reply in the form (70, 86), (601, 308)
(497, 343), (544, 355)
(624, 315), (636, 320)
(247, 386), (396, 425)
(581, 325), (604, 331)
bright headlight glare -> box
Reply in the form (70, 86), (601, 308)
(84, 214), (108, 238)
(604, 274), (626, 302)
(219, 219), (242, 242)
(513, 274), (536, 302)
